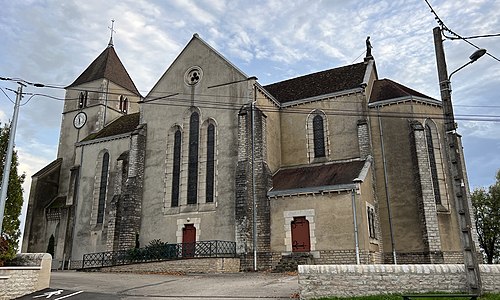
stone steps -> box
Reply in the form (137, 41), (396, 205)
(273, 253), (314, 272)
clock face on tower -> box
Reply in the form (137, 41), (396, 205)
(73, 112), (87, 129)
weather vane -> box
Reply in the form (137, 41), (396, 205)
(108, 19), (116, 47)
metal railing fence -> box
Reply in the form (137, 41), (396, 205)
(81, 240), (236, 269)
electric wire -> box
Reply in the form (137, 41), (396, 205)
(3, 74), (500, 108)
(448, 33), (500, 40)
(2, 73), (500, 123)
(3, 87), (500, 123)
(424, 0), (500, 63)
(0, 87), (15, 104)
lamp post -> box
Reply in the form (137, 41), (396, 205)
(0, 82), (25, 234)
(433, 26), (485, 294)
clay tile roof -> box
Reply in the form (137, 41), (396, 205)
(67, 46), (141, 96)
(369, 78), (435, 103)
(263, 62), (367, 103)
(82, 113), (140, 142)
(271, 160), (366, 192)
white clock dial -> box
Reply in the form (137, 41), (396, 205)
(73, 112), (87, 129)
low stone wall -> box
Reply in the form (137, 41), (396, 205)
(0, 253), (52, 300)
(481, 264), (500, 293)
(97, 257), (240, 274)
(299, 264), (500, 299)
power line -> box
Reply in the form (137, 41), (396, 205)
(424, 0), (500, 63)
(0, 87), (15, 104)
(5, 86), (500, 123)
(449, 33), (500, 40)
(3, 74), (500, 122)
(5, 74), (500, 112)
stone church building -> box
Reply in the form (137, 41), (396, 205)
(22, 34), (475, 270)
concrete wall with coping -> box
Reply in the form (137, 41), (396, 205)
(0, 253), (51, 300)
(298, 264), (500, 299)
(97, 257), (240, 274)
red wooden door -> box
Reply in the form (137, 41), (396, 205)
(182, 224), (196, 257)
(291, 217), (310, 252)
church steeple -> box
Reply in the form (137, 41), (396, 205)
(66, 40), (141, 97)
(107, 19), (115, 48)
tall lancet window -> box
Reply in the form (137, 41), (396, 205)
(171, 129), (182, 207)
(119, 95), (129, 113)
(426, 124), (441, 205)
(313, 114), (326, 158)
(78, 91), (88, 109)
(206, 123), (215, 203)
(187, 112), (199, 204)
(97, 152), (109, 224)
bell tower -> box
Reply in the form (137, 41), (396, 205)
(51, 24), (141, 261)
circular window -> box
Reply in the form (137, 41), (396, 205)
(185, 67), (203, 86)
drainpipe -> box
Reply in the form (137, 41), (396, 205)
(377, 106), (397, 264)
(251, 84), (257, 271)
(351, 185), (360, 265)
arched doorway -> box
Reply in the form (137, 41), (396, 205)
(291, 217), (310, 252)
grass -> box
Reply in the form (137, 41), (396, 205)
(316, 293), (500, 300)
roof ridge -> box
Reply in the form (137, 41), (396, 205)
(264, 62), (365, 87)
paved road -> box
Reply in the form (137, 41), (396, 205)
(22, 271), (299, 299)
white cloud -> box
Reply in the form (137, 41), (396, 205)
(0, 109), (8, 124)
(2, 0), (500, 242)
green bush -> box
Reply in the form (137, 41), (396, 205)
(0, 235), (16, 267)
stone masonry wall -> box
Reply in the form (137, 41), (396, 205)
(409, 121), (442, 260)
(357, 119), (371, 159)
(118, 124), (146, 250)
(0, 253), (51, 300)
(98, 258), (240, 274)
(298, 264), (500, 299)
(235, 106), (272, 271)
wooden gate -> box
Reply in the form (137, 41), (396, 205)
(291, 216), (310, 252)
(182, 224), (196, 257)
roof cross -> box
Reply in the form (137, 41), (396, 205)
(108, 19), (115, 47)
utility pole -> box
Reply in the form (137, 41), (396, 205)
(0, 82), (25, 234)
(433, 26), (482, 294)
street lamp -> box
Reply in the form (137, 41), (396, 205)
(433, 26), (486, 295)
(449, 48), (487, 82)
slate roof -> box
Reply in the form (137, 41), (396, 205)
(81, 113), (140, 142)
(67, 46), (141, 96)
(271, 160), (366, 192)
(263, 62), (367, 103)
(369, 78), (435, 103)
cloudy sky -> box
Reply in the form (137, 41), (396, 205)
(1, 0), (499, 245)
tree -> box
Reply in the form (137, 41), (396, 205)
(471, 169), (500, 264)
(0, 123), (25, 264)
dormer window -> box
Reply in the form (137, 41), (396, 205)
(119, 95), (128, 114)
(78, 91), (88, 109)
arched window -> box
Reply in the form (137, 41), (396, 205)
(78, 91), (88, 109)
(97, 152), (109, 224)
(119, 95), (124, 111)
(206, 123), (215, 203)
(187, 112), (199, 204)
(119, 95), (128, 113)
(171, 129), (182, 207)
(425, 124), (441, 205)
(123, 98), (128, 114)
(313, 115), (326, 158)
